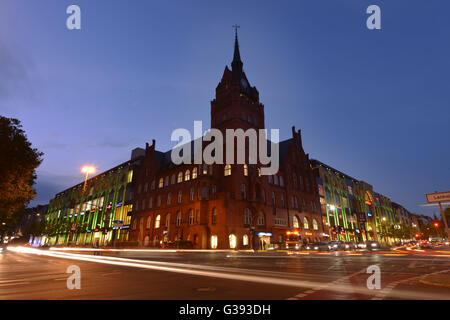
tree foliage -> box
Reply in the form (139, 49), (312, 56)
(0, 116), (43, 223)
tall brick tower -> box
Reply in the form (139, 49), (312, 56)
(210, 28), (265, 133)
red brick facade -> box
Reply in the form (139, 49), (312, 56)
(129, 32), (323, 249)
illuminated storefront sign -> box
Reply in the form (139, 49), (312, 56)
(257, 232), (273, 237)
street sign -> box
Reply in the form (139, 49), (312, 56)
(426, 191), (450, 203)
(113, 220), (123, 228)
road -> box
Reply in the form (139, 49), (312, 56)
(1, 246), (449, 300)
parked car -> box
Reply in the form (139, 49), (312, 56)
(329, 241), (345, 251)
(357, 242), (367, 249)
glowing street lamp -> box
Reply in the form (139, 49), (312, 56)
(81, 166), (96, 192)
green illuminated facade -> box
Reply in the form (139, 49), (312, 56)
(44, 155), (142, 247)
(312, 160), (396, 245)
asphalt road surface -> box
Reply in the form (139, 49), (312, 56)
(1, 246), (449, 300)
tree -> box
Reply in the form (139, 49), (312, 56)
(0, 116), (43, 234)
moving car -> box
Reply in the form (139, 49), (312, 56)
(306, 242), (331, 251)
(366, 241), (380, 251)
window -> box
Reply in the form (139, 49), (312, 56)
(280, 176), (284, 187)
(165, 214), (170, 228)
(257, 212), (265, 225)
(299, 176), (304, 191)
(293, 173), (297, 189)
(192, 167), (198, 179)
(243, 208), (252, 225)
(313, 219), (319, 230)
(292, 216), (299, 228)
(268, 175), (272, 184)
(142, 199), (146, 210)
(305, 178), (310, 192)
(146, 216), (151, 228)
(167, 193), (172, 205)
(177, 190), (182, 203)
(243, 164), (248, 176)
(303, 217), (309, 229)
(185, 170), (190, 181)
(132, 219), (137, 230)
(151, 180), (155, 190)
(138, 184), (142, 194)
(211, 208), (217, 224)
(135, 201), (139, 211)
(294, 196), (298, 209)
(281, 193), (285, 208)
(127, 170), (133, 183)
(155, 215), (161, 228)
(203, 164), (208, 175)
(195, 209), (199, 224)
(243, 235), (249, 246)
(241, 184), (247, 200)
(176, 211), (182, 226)
(211, 185), (217, 195)
(144, 182), (148, 193)
(211, 235), (218, 249)
(158, 178), (163, 188)
(171, 174), (176, 185)
(202, 185), (208, 199)
(164, 176), (169, 187)
(156, 195), (161, 207)
(188, 209), (194, 225)
(229, 234), (237, 249)
(177, 172), (183, 183)
(224, 164), (231, 176)
(149, 197), (153, 209)
(274, 175), (279, 185)
(190, 187), (195, 201)
(271, 192), (276, 206)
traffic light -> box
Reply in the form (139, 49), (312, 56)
(433, 222), (439, 228)
(414, 233), (420, 238)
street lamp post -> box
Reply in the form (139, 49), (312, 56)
(81, 166), (96, 193)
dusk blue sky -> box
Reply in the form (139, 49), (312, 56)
(1, 1), (449, 217)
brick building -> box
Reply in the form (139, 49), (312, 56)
(129, 31), (323, 249)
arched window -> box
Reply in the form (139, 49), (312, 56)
(185, 170), (190, 181)
(165, 214), (170, 228)
(243, 164), (248, 176)
(274, 175), (279, 185)
(211, 208), (217, 224)
(155, 215), (161, 228)
(167, 193), (172, 205)
(224, 164), (231, 176)
(192, 167), (198, 179)
(243, 235), (249, 246)
(292, 216), (299, 228)
(257, 212), (265, 225)
(190, 187), (195, 201)
(241, 184), (247, 200)
(188, 209), (194, 225)
(229, 234), (237, 249)
(177, 172), (183, 183)
(303, 217), (309, 230)
(211, 235), (218, 249)
(293, 173), (298, 189)
(177, 190), (182, 203)
(158, 178), (163, 188)
(243, 208), (252, 225)
(313, 219), (319, 230)
(164, 176), (169, 187)
(176, 211), (182, 226)
(146, 216), (151, 229)
(149, 197), (153, 209)
(171, 174), (176, 185)
(151, 180), (155, 190)
(156, 195), (161, 207)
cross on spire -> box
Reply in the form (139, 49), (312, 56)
(231, 25), (243, 73)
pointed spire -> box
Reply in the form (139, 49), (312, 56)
(231, 25), (243, 73)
